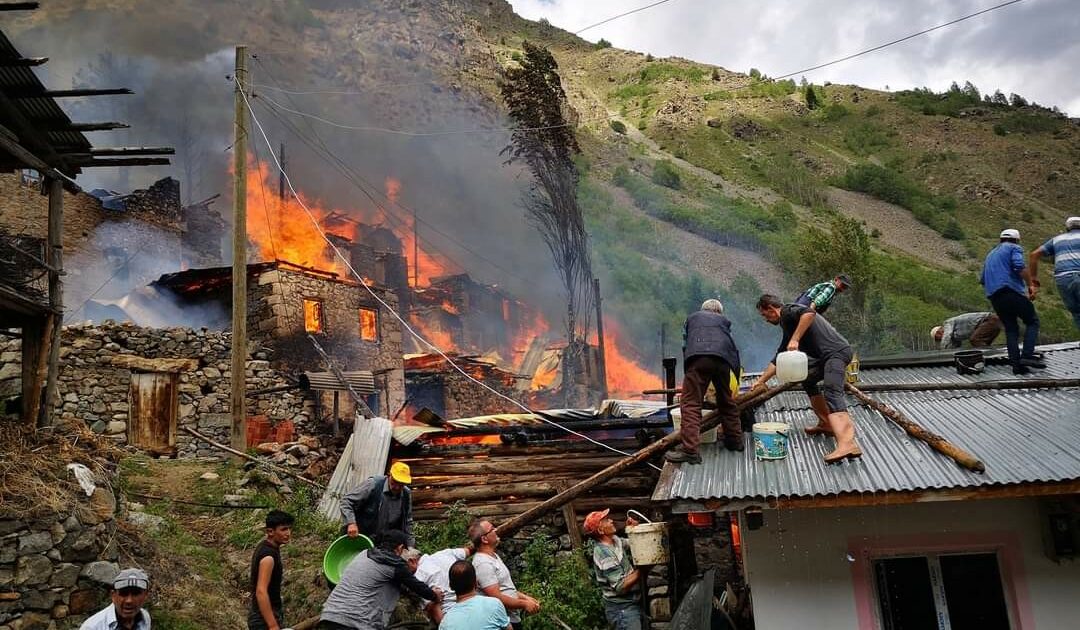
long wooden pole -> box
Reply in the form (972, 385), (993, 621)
(495, 383), (792, 537)
(593, 278), (608, 401)
(230, 45), (248, 452)
(181, 426), (325, 489)
(647, 378), (1080, 396)
(845, 383), (985, 473)
(42, 177), (63, 428)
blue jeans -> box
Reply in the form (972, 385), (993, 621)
(1057, 273), (1080, 330)
(604, 601), (643, 630)
(989, 289), (1039, 366)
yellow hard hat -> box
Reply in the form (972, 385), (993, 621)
(389, 461), (412, 485)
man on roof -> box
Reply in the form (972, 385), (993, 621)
(981, 228), (1043, 375)
(340, 461), (415, 547)
(931, 312), (1003, 349)
(1028, 216), (1080, 330)
(795, 274), (852, 315)
(751, 294), (861, 463)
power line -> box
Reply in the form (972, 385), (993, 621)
(252, 80), (436, 96)
(773, 0), (1027, 80)
(238, 79), (658, 467)
(574, 0), (681, 35)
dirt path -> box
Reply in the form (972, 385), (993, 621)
(826, 187), (968, 271)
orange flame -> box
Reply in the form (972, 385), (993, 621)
(408, 314), (456, 351)
(244, 159), (453, 283)
(603, 318), (659, 398)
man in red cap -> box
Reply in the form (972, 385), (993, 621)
(584, 509), (643, 630)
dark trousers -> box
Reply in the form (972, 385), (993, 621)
(989, 289), (1039, 366)
(247, 607), (282, 630)
(680, 356), (740, 453)
(318, 621), (351, 630)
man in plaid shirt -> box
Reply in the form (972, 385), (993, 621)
(795, 274), (852, 315)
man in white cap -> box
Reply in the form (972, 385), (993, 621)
(980, 228), (1042, 374)
(1029, 216), (1080, 330)
(80, 568), (151, 630)
(931, 312), (1002, 349)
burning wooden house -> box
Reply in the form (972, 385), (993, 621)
(403, 352), (526, 421)
(147, 261), (407, 418)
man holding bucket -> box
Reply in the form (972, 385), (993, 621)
(752, 295), (861, 463)
(666, 298), (742, 465)
(340, 461), (414, 547)
(584, 509), (643, 630)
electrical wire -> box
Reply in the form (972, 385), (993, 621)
(252, 80), (436, 95)
(574, 0), (681, 35)
(772, 0), (1027, 80)
(238, 79), (659, 468)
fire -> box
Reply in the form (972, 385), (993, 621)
(602, 317), (659, 398)
(408, 313), (456, 351)
(243, 159), (453, 284)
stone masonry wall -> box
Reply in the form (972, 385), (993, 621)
(0, 173), (105, 255)
(250, 267), (405, 418)
(0, 322), (313, 457)
(0, 487), (122, 629)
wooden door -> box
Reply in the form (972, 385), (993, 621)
(128, 372), (178, 450)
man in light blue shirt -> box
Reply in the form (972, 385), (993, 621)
(439, 560), (511, 630)
(980, 228), (1042, 374)
(80, 568), (152, 630)
(1029, 216), (1080, 330)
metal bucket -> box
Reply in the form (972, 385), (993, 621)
(753, 422), (789, 460)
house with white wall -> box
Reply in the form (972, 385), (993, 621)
(653, 342), (1080, 629)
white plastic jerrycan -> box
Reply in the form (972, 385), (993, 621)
(776, 350), (808, 383)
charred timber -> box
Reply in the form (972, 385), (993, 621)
(7, 87), (132, 98)
(0, 56), (47, 66)
(0, 3), (40, 11)
(74, 157), (171, 167)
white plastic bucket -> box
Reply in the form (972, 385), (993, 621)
(671, 409), (718, 443)
(776, 351), (808, 383)
(626, 521), (669, 566)
(753, 422), (790, 460)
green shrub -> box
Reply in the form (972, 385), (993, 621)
(638, 62), (706, 83)
(651, 160), (682, 189)
(609, 119), (627, 134)
(805, 84), (820, 110)
(822, 103), (850, 121)
(594, 38), (612, 49)
(843, 122), (892, 155)
(704, 90), (732, 101)
(941, 219), (966, 240)
(414, 502), (473, 553)
(895, 86), (984, 117)
(517, 534), (606, 630)
(711, 67), (721, 81)
(993, 123), (1007, 136)
(837, 164), (961, 238)
(997, 111), (1064, 134)
(765, 154), (828, 207)
(865, 104), (882, 117)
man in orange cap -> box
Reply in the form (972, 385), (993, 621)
(584, 509), (643, 630)
(340, 461), (415, 546)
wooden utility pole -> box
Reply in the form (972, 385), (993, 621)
(593, 278), (608, 400)
(230, 45), (248, 452)
(412, 207), (419, 288)
(42, 177), (63, 428)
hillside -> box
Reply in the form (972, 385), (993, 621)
(8, 0), (1078, 364)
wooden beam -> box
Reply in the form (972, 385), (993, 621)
(412, 476), (655, 504)
(89, 146), (174, 156)
(181, 426), (325, 489)
(73, 157), (170, 167)
(494, 383), (793, 537)
(42, 178), (62, 428)
(20, 315), (48, 426)
(0, 2), (40, 11)
(61, 122), (129, 132)
(559, 482), (583, 550)
(847, 383), (985, 472)
(7, 87), (133, 98)
(0, 57), (47, 67)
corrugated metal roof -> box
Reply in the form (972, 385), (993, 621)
(655, 344), (1080, 507)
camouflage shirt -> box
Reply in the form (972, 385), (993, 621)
(591, 537), (639, 604)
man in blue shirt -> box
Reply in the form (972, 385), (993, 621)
(980, 228), (1043, 374)
(1029, 216), (1080, 330)
(439, 561), (511, 630)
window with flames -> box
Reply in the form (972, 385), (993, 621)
(303, 299), (325, 334)
(359, 307), (378, 341)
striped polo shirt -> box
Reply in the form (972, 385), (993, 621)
(1041, 230), (1080, 277)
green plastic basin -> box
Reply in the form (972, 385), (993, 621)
(323, 534), (373, 584)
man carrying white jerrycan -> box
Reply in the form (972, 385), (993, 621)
(751, 294), (861, 463)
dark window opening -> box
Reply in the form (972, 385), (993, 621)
(874, 552), (1011, 630)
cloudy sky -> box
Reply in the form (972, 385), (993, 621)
(508, 0), (1080, 115)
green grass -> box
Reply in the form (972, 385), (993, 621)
(843, 122), (893, 156)
(837, 164), (963, 239)
(637, 62), (706, 84)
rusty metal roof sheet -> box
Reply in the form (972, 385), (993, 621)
(655, 343), (1080, 509)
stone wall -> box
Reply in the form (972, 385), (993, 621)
(0, 322), (313, 456)
(0, 487), (121, 629)
(0, 173), (105, 255)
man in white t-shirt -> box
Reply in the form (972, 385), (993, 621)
(468, 520), (540, 630)
(80, 568), (152, 630)
(415, 545), (471, 624)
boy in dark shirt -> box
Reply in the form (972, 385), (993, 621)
(249, 509), (294, 630)
(751, 294), (862, 463)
